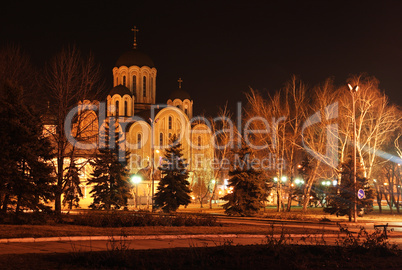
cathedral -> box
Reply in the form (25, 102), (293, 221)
(68, 28), (214, 209)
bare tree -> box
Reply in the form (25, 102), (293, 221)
(301, 79), (338, 211)
(339, 75), (401, 179)
(245, 76), (309, 212)
(209, 105), (236, 209)
(43, 45), (104, 213)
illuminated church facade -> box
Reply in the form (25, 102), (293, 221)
(70, 28), (214, 209)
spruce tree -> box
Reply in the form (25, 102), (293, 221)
(222, 144), (268, 216)
(63, 161), (82, 209)
(324, 156), (374, 220)
(87, 119), (132, 210)
(154, 134), (191, 213)
(0, 82), (55, 213)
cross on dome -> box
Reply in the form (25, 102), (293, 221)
(178, 78), (183, 89)
(131, 26), (139, 49)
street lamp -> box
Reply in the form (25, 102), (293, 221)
(131, 175), (142, 209)
(348, 83), (359, 223)
(149, 117), (159, 212)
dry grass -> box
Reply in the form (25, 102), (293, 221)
(178, 205), (402, 222)
(0, 223), (329, 239)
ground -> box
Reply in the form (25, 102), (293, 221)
(0, 204), (401, 269)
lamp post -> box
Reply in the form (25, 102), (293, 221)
(149, 117), (159, 212)
(274, 176), (287, 211)
(150, 119), (155, 212)
(348, 83), (359, 223)
(131, 175), (142, 209)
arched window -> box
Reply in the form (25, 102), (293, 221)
(124, 100), (128, 116)
(184, 108), (188, 115)
(137, 133), (142, 149)
(132, 75), (137, 91)
(168, 116), (172, 129)
(198, 136), (201, 147)
(159, 132), (163, 147)
(143, 76), (147, 97)
(116, 77), (118, 85)
(150, 77), (153, 96)
(123, 76), (126, 86)
(115, 100), (119, 116)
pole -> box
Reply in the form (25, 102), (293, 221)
(151, 119), (155, 212)
(352, 92), (357, 222)
(136, 184), (139, 209)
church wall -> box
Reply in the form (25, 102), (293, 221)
(112, 66), (157, 107)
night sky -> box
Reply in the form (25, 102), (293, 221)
(1, 1), (402, 115)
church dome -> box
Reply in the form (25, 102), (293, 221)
(169, 88), (191, 100)
(115, 49), (154, 68)
(109, 85), (131, 96)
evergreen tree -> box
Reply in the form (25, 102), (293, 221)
(222, 144), (268, 216)
(154, 134), (191, 213)
(62, 161), (82, 209)
(324, 156), (374, 220)
(0, 82), (55, 213)
(87, 119), (132, 210)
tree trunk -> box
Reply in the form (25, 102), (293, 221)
(209, 182), (216, 209)
(393, 194), (399, 213)
(277, 182), (282, 212)
(286, 195), (292, 212)
(384, 191), (393, 214)
(377, 193), (382, 213)
(302, 182), (313, 212)
(375, 184), (382, 213)
(1, 194), (9, 213)
(55, 155), (64, 214)
(15, 194), (22, 214)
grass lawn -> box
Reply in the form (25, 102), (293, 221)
(178, 204), (402, 222)
(0, 223), (331, 239)
(1, 205), (400, 239)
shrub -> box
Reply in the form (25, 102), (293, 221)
(69, 211), (218, 227)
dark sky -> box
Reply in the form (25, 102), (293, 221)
(1, 0), (402, 115)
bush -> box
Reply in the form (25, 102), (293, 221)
(0, 212), (55, 225)
(69, 211), (218, 227)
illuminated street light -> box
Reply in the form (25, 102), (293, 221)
(281, 176), (287, 182)
(294, 178), (304, 185)
(348, 83), (359, 223)
(321, 180), (332, 186)
(131, 175), (142, 184)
